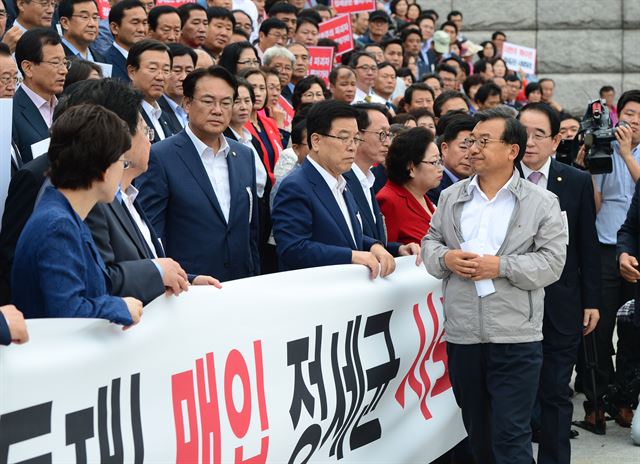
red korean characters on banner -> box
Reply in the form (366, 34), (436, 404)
(318, 14), (354, 56)
(275, 96), (294, 128)
(332, 0), (376, 15)
(307, 46), (334, 85)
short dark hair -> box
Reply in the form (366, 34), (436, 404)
(352, 102), (391, 130)
(109, 0), (145, 27)
(218, 41), (258, 75)
(306, 99), (360, 147)
(462, 74), (485, 96)
(538, 77), (554, 87)
(0, 43), (10, 56)
(348, 50), (375, 68)
(617, 90), (640, 114)
(206, 6), (235, 25)
(405, 82), (434, 105)
(232, 27), (251, 40)
(492, 31), (506, 40)
(183, 65), (238, 100)
(177, 2), (207, 27)
(381, 37), (403, 51)
(292, 75), (328, 110)
(433, 90), (469, 117)
(420, 73), (443, 87)
(386, 127), (435, 184)
(259, 17), (287, 35)
(268, 1), (297, 16)
(15, 28), (62, 76)
(64, 58), (103, 89)
(400, 27), (421, 43)
(58, 0), (98, 20)
(236, 77), (255, 104)
(475, 107), (527, 162)
(148, 5), (179, 31)
(474, 82), (502, 104)
(126, 39), (172, 70)
(447, 10), (462, 20)
(167, 42), (197, 67)
(474, 59), (491, 75)
(291, 118), (307, 145)
(48, 104), (132, 190)
(295, 15), (319, 32)
(396, 67), (415, 83)
(435, 63), (457, 77)
(441, 113), (476, 143)
(518, 102), (561, 137)
(328, 65), (355, 85)
(54, 78), (143, 135)
(297, 8), (323, 24)
(440, 20), (458, 34)
(479, 40), (496, 60)
(599, 85), (615, 96)
(525, 81), (541, 98)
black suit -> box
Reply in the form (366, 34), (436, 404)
(10, 142), (23, 177)
(343, 169), (400, 256)
(139, 106), (179, 143)
(158, 96), (184, 135)
(102, 44), (130, 82)
(84, 197), (166, 305)
(427, 170), (456, 205)
(519, 159), (601, 464)
(618, 180), (640, 326)
(12, 86), (50, 163)
(61, 41), (105, 63)
(0, 155), (50, 305)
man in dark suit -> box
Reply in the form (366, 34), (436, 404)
(345, 103), (420, 260)
(271, 100), (396, 277)
(103, 0), (148, 82)
(12, 28), (68, 163)
(127, 39), (178, 143)
(428, 113), (475, 204)
(158, 43), (196, 133)
(518, 103), (601, 464)
(137, 66), (260, 281)
(58, 0), (105, 62)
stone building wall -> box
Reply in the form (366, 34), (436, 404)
(417, 0), (640, 115)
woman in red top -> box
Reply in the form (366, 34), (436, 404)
(376, 127), (443, 245)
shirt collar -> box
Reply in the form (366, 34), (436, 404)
(185, 124), (230, 158)
(444, 167), (460, 183)
(467, 170), (518, 201)
(120, 184), (139, 203)
(141, 100), (162, 120)
(113, 41), (129, 58)
(14, 20), (27, 33)
(21, 83), (57, 110)
(352, 163), (376, 189)
(229, 126), (253, 144)
(61, 37), (93, 61)
(165, 95), (184, 113)
(307, 155), (347, 194)
(521, 155), (552, 181)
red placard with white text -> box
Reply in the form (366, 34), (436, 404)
(155, 0), (196, 7)
(276, 96), (295, 127)
(332, 0), (376, 15)
(97, 0), (110, 19)
(307, 46), (335, 85)
(319, 14), (354, 56)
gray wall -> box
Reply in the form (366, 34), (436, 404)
(417, 0), (640, 115)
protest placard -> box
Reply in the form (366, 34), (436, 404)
(319, 14), (354, 56)
(501, 42), (537, 74)
(332, 0), (376, 15)
(307, 46), (335, 85)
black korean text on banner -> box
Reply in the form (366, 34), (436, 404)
(171, 340), (269, 463)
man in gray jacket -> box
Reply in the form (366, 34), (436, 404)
(423, 107), (567, 464)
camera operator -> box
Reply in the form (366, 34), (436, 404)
(580, 90), (640, 432)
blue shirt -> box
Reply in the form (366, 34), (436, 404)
(61, 37), (96, 62)
(593, 142), (640, 244)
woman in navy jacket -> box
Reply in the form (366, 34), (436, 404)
(11, 105), (142, 328)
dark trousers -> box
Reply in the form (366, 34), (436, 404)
(538, 324), (581, 464)
(447, 341), (542, 464)
(579, 244), (635, 405)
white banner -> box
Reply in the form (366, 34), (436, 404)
(501, 42), (537, 75)
(0, 257), (465, 463)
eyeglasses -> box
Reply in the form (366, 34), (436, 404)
(118, 159), (132, 169)
(71, 13), (100, 22)
(462, 137), (506, 149)
(302, 91), (324, 99)
(143, 126), (155, 142)
(267, 32), (288, 41)
(237, 59), (260, 67)
(193, 96), (234, 110)
(421, 159), (445, 167)
(356, 65), (378, 73)
(526, 130), (553, 141)
(39, 59), (72, 70)
(273, 64), (293, 73)
(143, 66), (171, 77)
(31, 0), (58, 7)
(320, 133), (364, 147)
(361, 129), (391, 142)
(0, 74), (22, 87)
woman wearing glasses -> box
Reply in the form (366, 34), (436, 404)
(11, 104), (143, 328)
(218, 41), (260, 75)
(377, 126), (443, 245)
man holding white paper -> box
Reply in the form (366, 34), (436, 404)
(422, 107), (567, 464)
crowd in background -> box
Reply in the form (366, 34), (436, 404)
(1, 0), (640, 462)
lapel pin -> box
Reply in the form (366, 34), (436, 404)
(231, 151), (236, 157)
(557, 176), (562, 182)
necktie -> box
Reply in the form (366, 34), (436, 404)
(527, 171), (542, 185)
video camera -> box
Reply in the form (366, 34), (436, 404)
(556, 99), (626, 174)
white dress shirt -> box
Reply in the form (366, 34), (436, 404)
(521, 156), (552, 190)
(351, 164), (377, 223)
(120, 184), (158, 258)
(461, 172), (517, 255)
(113, 41), (129, 58)
(228, 126), (267, 198)
(307, 155), (356, 244)
(186, 124), (231, 222)
(165, 96), (188, 128)
(141, 100), (166, 140)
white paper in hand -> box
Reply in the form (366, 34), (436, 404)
(31, 137), (50, 159)
(460, 238), (496, 298)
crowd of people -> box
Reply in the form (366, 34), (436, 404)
(0, 0), (639, 462)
